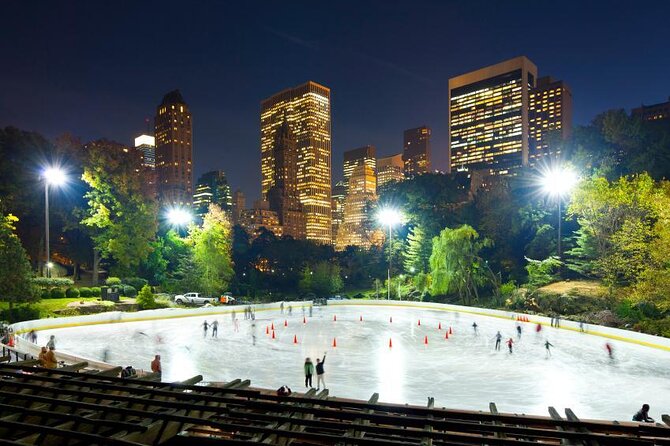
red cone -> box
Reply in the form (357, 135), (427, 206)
(438, 322), (442, 330)
(418, 319), (421, 326)
(284, 320), (288, 327)
(272, 330), (276, 339)
(303, 316), (306, 324)
(449, 327), (453, 335)
(445, 331), (449, 339)
(293, 334), (298, 344)
(424, 335), (428, 345)
(266, 326), (269, 335)
(389, 317), (393, 323)
(333, 315), (337, 322)
(360, 315), (363, 322)
(389, 338), (393, 348)
(333, 338), (337, 347)
(271, 322), (275, 330)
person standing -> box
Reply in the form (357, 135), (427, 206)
(304, 357), (314, 388)
(516, 325), (522, 339)
(280, 302), (284, 314)
(315, 353), (327, 390)
(506, 338), (514, 354)
(494, 331), (502, 351)
(202, 320), (209, 337)
(472, 322), (478, 335)
(211, 320), (219, 338)
(151, 354), (162, 376)
(46, 335), (56, 350)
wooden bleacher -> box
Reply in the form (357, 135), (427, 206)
(1, 362), (669, 445)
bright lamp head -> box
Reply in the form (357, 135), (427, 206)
(541, 167), (578, 197)
(43, 166), (67, 186)
(166, 207), (192, 226)
(377, 208), (403, 227)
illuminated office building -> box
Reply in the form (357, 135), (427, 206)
(240, 200), (283, 239)
(449, 57), (537, 175)
(529, 76), (573, 161)
(231, 189), (245, 225)
(193, 170), (232, 223)
(134, 134), (156, 168)
(267, 118), (305, 239)
(331, 181), (346, 242)
(261, 81), (332, 244)
(343, 145), (376, 194)
(403, 126), (431, 177)
(377, 153), (404, 190)
(336, 164), (378, 250)
(632, 97), (670, 122)
(154, 90), (193, 207)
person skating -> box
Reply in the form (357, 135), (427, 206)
(605, 342), (614, 359)
(46, 335), (56, 350)
(555, 315), (560, 328)
(202, 320), (209, 337)
(280, 302), (284, 314)
(545, 340), (553, 357)
(151, 354), (162, 376)
(316, 353), (327, 390)
(633, 404), (654, 422)
(494, 331), (502, 351)
(472, 322), (478, 335)
(304, 357), (314, 388)
(516, 325), (522, 339)
(211, 320), (219, 338)
(506, 338), (514, 354)
(309, 305), (313, 317)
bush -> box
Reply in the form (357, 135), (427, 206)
(136, 285), (157, 310)
(78, 287), (92, 297)
(105, 277), (122, 286)
(65, 287), (80, 298)
(122, 277), (148, 290)
(635, 318), (670, 337)
(122, 285), (137, 297)
(49, 287), (66, 299)
(90, 287), (101, 297)
(0, 305), (41, 323)
(32, 277), (74, 288)
(40, 289), (50, 299)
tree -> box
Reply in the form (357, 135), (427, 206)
(188, 204), (234, 295)
(80, 140), (157, 280)
(136, 284), (157, 310)
(524, 256), (561, 288)
(404, 225), (432, 273)
(429, 225), (492, 305)
(299, 261), (342, 297)
(0, 213), (39, 319)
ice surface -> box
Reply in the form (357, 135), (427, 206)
(38, 304), (670, 421)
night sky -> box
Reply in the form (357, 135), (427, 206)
(1, 1), (669, 201)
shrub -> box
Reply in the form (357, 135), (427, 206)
(122, 285), (137, 297)
(136, 285), (157, 309)
(49, 287), (66, 299)
(90, 287), (101, 297)
(122, 277), (148, 290)
(32, 277), (74, 288)
(636, 317), (670, 337)
(40, 289), (50, 299)
(65, 287), (80, 298)
(78, 287), (92, 297)
(0, 305), (41, 323)
(105, 277), (122, 286)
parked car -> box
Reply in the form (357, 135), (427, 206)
(173, 293), (217, 306)
(219, 293), (236, 304)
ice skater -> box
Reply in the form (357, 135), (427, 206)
(202, 320), (209, 337)
(304, 357), (314, 388)
(46, 335), (56, 350)
(545, 340), (553, 357)
(316, 352), (327, 390)
(231, 310), (236, 323)
(234, 317), (240, 332)
(494, 331), (502, 351)
(280, 302), (284, 314)
(472, 322), (478, 335)
(211, 320), (218, 338)
(28, 330), (37, 344)
(554, 315), (560, 328)
(535, 323), (542, 333)
(288, 305), (293, 316)
(516, 324), (522, 339)
(605, 342), (614, 359)
(309, 305), (313, 317)
(579, 321), (586, 332)
(251, 322), (257, 345)
(506, 338), (514, 353)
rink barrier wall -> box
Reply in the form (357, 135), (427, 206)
(10, 299), (670, 354)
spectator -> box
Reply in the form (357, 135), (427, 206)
(633, 404), (654, 423)
(37, 347), (48, 367)
(151, 355), (162, 375)
(43, 346), (57, 369)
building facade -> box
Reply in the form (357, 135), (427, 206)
(529, 76), (573, 161)
(267, 119), (306, 239)
(260, 81), (332, 244)
(376, 153), (404, 190)
(134, 134), (157, 200)
(448, 57), (537, 175)
(239, 200), (283, 239)
(231, 189), (245, 226)
(154, 90), (193, 207)
(192, 170), (233, 223)
(331, 181), (346, 244)
(632, 97), (670, 122)
(336, 164), (378, 250)
(402, 126), (431, 177)
(343, 145), (376, 194)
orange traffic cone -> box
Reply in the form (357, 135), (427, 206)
(303, 316), (307, 324)
(389, 316), (393, 323)
(449, 326), (453, 335)
(424, 335), (428, 345)
(272, 330), (276, 339)
(271, 322), (275, 330)
(333, 338), (337, 347)
(445, 331), (449, 339)
(360, 315), (363, 322)
(418, 319), (421, 326)
(293, 334), (298, 344)
(284, 320), (288, 327)
(438, 322), (442, 330)
(266, 326), (269, 335)
(333, 315), (337, 322)
(389, 338), (393, 348)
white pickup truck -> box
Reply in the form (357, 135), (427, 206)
(173, 292), (217, 306)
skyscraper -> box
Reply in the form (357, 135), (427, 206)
(529, 76), (573, 161)
(449, 57), (537, 175)
(336, 164), (378, 250)
(193, 170), (232, 222)
(134, 134), (157, 200)
(331, 181), (346, 243)
(231, 189), (245, 226)
(376, 153), (404, 190)
(343, 145), (376, 194)
(261, 81), (332, 244)
(154, 90), (193, 207)
(267, 118), (305, 239)
(402, 126), (431, 177)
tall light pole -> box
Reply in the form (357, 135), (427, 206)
(43, 167), (67, 277)
(541, 167), (578, 268)
(377, 208), (402, 300)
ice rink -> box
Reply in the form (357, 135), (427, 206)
(37, 304), (670, 421)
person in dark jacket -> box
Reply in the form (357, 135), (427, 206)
(316, 353), (327, 390)
(633, 404), (654, 422)
(304, 357), (314, 388)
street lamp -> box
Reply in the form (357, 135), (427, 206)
(377, 207), (402, 300)
(540, 167), (578, 267)
(166, 207), (193, 227)
(42, 166), (67, 277)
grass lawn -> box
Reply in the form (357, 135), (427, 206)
(1, 297), (119, 319)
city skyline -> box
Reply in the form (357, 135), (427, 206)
(1, 1), (669, 201)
